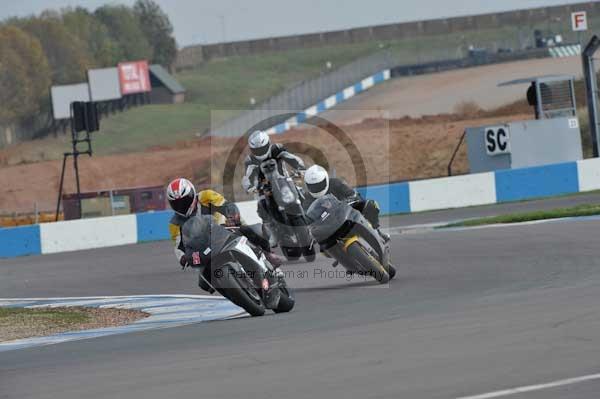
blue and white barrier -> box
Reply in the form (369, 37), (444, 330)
(2, 158), (600, 258)
(356, 159), (599, 215)
(264, 70), (391, 135)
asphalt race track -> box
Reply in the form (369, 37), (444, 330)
(2, 199), (600, 398)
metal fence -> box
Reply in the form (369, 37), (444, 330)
(210, 51), (401, 137)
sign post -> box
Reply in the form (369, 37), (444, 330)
(572, 11), (588, 46)
(572, 11), (588, 32)
(55, 102), (100, 221)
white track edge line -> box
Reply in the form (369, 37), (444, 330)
(456, 372), (600, 399)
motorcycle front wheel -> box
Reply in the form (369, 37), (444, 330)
(212, 264), (265, 317)
(346, 242), (390, 284)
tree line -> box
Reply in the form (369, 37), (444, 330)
(0, 0), (177, 125)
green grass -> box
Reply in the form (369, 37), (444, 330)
(446, 204), (600, 228)
(0, 307), (94, 342)
(91, 103), (211, 155)
(86, 44), (377, 155)
(0, 307), (90, 326)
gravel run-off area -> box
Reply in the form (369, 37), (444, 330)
(0, 307), (149, 342)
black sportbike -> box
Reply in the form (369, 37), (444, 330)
(259, 158), (316, 262)
(307, 194), (396, 284)
(182, 215), (294, 316)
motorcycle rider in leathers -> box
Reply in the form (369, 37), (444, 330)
(302, 165), (390, 243)
(166, 178), (283, 293)
(241, 130), (306, 244)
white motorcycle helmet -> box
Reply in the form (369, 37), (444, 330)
(248, 130), (271, 161)
(305, 165), (330, 198)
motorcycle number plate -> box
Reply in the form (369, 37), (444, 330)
(192, 252), (201, 265)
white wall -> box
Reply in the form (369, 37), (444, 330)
(40, 215), (137, 254)
(577, 158), (600, 192)
(237, 200), (260, 225)
(409, 172), (496, 212)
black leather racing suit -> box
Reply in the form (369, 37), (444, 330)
(302, 177), (382, 229)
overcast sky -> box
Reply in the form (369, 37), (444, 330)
(1, 0), (592, 46)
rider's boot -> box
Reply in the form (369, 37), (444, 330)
(377, 228), (391, 243)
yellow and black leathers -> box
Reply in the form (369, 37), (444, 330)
(169, 189), (228, 262)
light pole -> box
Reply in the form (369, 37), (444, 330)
(219, 15), (226, 43)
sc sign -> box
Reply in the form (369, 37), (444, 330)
(485, 126), (511, 156)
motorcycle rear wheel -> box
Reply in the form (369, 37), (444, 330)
(302, 245), (316, 262)
(387, 264), (397, 280)
(273, 281), (295, 313)
(281, 246), (302, 261)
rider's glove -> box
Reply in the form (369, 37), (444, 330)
(242, 176), (256, 193)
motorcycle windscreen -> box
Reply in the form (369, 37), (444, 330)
(306, 194), (351, 242)
(182, 215), (231, 264)
(259, 159), (278, 175)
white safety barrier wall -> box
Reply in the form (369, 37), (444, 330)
(577, 158), (600, 192)
(39, 215), (138, 254)
(237, 200), (261, 225)
(409, 173), (497, 213)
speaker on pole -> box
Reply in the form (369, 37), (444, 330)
(72, 101), (100, 133)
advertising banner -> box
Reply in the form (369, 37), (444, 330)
(88, 67), (121, 101)
(118, 61), (151, 95)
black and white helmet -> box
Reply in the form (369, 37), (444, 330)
(305, 165), (329, 198)
(248, 130), (271, 161)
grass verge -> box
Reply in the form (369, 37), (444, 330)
(446, 203), (600, 228)
(0, 306), (148, 342)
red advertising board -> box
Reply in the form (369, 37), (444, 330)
(118, 60), (151, 95)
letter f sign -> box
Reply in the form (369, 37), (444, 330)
(572, 11), (588, 32)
